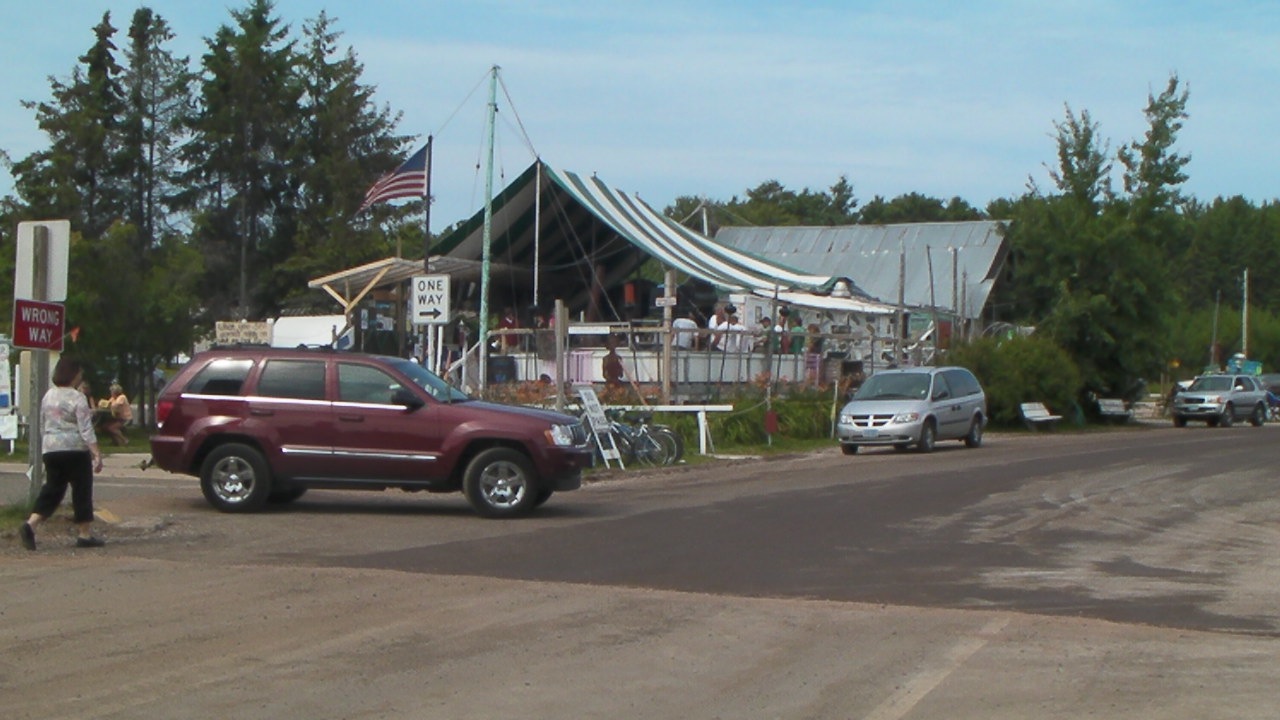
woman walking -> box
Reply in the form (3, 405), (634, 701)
(19, 357), (106, 550)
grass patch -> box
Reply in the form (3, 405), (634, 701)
(6, 430), (152, 458)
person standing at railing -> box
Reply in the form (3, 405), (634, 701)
(722, 311), (749, 353)
(672, 307), (698, 350)
(707, 303), (732, 351)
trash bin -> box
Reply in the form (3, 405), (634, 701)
(487, 355), (517, 384)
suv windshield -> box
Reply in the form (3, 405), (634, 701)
(853, 372), (931, 400)
(1188, 376), (1233, 392)
(386, 358), (472, 403)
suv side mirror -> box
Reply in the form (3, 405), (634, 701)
(391, 387), (425, 410)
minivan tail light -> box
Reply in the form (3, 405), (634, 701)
(156, 399), (174, 427)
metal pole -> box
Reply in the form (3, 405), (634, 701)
(895, 247), (906, 365)
(26, 226), (49, 504)
(534, 160), (542, 307)
(1242, 268), (1249, 358)
(478, 66), (499, 392)
(661, 269), (674, 403)
(421, 136), (434, 364)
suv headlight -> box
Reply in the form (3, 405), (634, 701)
(546, 424), (576, 447)
(892, 411), (921, 424)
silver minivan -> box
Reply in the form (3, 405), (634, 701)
(836, 366), (987, 454)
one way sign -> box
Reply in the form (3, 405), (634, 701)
(410, 275), (450, 325)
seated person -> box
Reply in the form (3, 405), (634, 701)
(100, 383), (133, 446)
(602, 335), (625, 387)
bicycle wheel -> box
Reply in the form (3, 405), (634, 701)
(632, 430), (669, 466)
(650, 426), (684, 463)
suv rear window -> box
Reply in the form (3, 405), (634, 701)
(185, 358), (254, 396)
(257, 359), (327, 400)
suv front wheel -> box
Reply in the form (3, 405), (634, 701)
(200, 443), (272, 513)
(463, 448), (539, 518)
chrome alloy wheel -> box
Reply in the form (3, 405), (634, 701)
(477, 458), (529, 509)
(209, 455), (258, 505)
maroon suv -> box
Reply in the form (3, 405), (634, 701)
(149, 347), (592, 518)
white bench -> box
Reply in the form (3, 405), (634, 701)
(1020, 402), (1062, 430)
(1097, 398), (1132, 423)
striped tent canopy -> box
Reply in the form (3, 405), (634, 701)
(431, 160), (892, 319)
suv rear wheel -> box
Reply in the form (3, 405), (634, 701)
(1250, 404), (1266, 427)
(463, 448), (539, 518)
(200, 443), (271, 513)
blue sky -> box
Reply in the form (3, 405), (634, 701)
(2, 1), (1278, 233)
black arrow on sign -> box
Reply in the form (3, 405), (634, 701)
(420, 309), (442, 319)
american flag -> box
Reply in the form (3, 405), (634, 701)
(359, 144), (428, 212)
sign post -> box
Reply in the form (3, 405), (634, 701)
(14, 220), (71, 503)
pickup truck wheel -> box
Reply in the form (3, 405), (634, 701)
(1172, 415), (1187, 428)
(200, 443), (271, 513)
(464, 448), (538, 518)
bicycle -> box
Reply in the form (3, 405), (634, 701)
(600, 410), (664, 466)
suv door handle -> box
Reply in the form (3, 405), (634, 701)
(250, 408), (274, 416)
(337, 414), (365, 423)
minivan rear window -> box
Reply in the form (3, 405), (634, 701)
(185, 358), (253, 396)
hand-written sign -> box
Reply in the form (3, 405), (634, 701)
(215, 321), (271, 345)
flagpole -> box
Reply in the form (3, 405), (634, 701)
(423, 135), (433, 272)
(478, 66), (499, 391)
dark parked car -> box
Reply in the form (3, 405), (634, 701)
(149, 347), (593, 517)
(1170, 373), (1268, 428)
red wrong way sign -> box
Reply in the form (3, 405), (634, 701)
(13, 298), (65, 351)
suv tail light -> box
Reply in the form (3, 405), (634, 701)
(156, 399), (174, 427)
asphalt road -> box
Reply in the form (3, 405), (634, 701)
(3, 423), (1279, 719)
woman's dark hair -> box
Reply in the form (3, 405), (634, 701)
(51, 357), (84, 387)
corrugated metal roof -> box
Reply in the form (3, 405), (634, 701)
(715, 222), (1008, 319)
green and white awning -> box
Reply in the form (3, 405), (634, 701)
(432, 160), (892, 315)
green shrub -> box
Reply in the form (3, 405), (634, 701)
(948, 335), (1082, 425)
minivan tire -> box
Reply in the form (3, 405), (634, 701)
(964, 418), (983, 448)
(464, 448), (539, 518)
(916, 421), (936, 453)
(200, 443), (272, 513)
